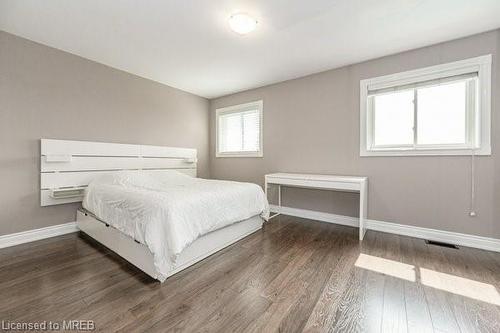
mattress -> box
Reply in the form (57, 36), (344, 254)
(83, 171), (269, 281)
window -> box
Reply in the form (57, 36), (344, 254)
(360, 55), (491, 156)
(216, 100), (263, 157)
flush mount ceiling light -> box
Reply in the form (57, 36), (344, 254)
(228, 13), (257, 35)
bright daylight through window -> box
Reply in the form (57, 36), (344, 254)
(360, 55), (491, 156)
(216, 100), (263, 157)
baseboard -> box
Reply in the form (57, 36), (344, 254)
(270, 205), (500, 253)
(0, 222), (79, 249)
(367, 219), (500, 253)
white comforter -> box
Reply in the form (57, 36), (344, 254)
(83, 171), (269, 281)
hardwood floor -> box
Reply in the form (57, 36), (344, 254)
(1, 215), (499, 332)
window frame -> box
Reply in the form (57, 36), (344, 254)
(360, 55), (492, 157)
(216, 100), (263, 158)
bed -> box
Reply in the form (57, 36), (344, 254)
(40, 139), (269, 282)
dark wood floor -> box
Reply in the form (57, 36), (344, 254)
(1, 216), (499, 332)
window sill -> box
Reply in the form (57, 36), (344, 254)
(216, 152), (263, 158)
(360, 146), (491, 157)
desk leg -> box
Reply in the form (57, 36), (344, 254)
(266, 182), (281, 220)
(359, 182), (368, 240)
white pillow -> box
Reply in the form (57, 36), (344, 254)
(90, 170), (193, 191)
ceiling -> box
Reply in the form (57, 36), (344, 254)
(1, 0), (500, 99)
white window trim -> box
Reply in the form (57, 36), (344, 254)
(360, 55), (492, 157)
(216, 100), (263, 158)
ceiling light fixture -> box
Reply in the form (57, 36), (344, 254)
(228, 13), (257, 35)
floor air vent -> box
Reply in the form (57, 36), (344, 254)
(425, 240), (459, 249)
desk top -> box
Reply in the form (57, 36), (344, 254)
(265, 173), (367, 183)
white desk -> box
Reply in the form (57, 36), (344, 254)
(265, 173), (368, 240)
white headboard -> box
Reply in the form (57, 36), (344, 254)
(40, 139), (197, 206)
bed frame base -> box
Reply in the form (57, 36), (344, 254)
(76, 210), (263, 281)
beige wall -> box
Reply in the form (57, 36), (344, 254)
(0, 32), (210, 236)
(210, 30), (499, 239)
(2, 29), (498, 239)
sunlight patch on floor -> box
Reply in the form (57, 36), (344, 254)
(355, 253), (416, 281)
(355, 253), (500, 306)
(420, 267), (500, 306)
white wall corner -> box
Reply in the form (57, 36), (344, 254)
(0, 222), (79, 249)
